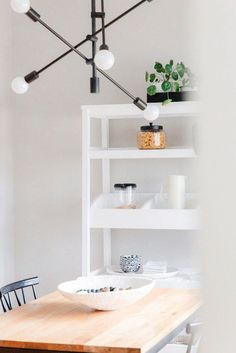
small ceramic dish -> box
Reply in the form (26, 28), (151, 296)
(120, 255), (142, 273)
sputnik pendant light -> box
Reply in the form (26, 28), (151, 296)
(11, 0), (160, 119)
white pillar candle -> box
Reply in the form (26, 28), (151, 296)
(168, 175), (186, 209)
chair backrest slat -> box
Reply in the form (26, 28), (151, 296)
(0, 294), (7, 313)
(32, 285), (37, 300)
(14, 290), (22, 306)
(0, 277), (39, 313)
(21, 288), (26, 304)
(6, 293), (12, 310)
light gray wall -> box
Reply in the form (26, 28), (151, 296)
(196, 0), (236, 352)
(0, 1), (15, 286)
(7, 0), (198, 294)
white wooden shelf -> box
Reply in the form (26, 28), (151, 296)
(91, 209), (199, 229)
(91, 208), (199, 230)
(82, 102), (198, 119)
(90, 147), (197, 160)
(90, 193), (199, 230)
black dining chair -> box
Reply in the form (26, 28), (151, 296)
(0, 276), (39, 313)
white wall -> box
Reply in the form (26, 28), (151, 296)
(196, 0), (236, 352)
(0, 1), (15, 286)
(7, 0), (198, 294)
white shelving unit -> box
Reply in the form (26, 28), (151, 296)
(82, 102), (199, 276)
(91, 193), (198, 230)
(90, 147), (196, 159)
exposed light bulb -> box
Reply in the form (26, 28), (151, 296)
(11, 0), (30, 13)
(143, 104), (160, 123)
(94, 50), (115, 71)
(11, 77), (29, 94)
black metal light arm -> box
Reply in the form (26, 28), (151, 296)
(25, 0), (153, 77)
(100, 0), (106, 49)
(25, 8), (147, 110)
(90, 0), (99, 93)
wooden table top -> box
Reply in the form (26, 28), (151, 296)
(0, 289), (200, 353)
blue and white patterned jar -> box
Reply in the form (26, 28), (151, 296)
(120, 255), (142, 273)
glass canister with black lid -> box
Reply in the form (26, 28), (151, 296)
(114, 183), (137, 209)
(137, 123), (166, 150)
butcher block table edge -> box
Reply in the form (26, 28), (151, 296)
(0, 345), (142, 353)
(0, 346), (141, 353)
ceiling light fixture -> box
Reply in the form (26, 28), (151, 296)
(11, 0), (159, 118)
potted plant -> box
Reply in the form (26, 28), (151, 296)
(146, 60), (196, 105)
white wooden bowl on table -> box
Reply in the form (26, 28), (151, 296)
(58, 276), (154, 311)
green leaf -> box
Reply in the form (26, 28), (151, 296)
(161, 81), (171, 92)
(154, 62), (163, 73)
(162, 98), (172, 105)
(165, 64), (172, 75)
(170, 59), (174, 66)
(149, 73), (156, 83)
(176, 63), (185, 78)
(145, 71), (149, 82)
(174, 82), (180, 92)
(172, 71), (179, 81)
(147, 85), (157, 96)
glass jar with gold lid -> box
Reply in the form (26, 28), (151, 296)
(137, 123), (166, 150)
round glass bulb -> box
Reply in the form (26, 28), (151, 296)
(11, 0), (30, 13)
(94, 50), (115, 71)
(11, 77), (29, 94)
(143, 104), (160, 123)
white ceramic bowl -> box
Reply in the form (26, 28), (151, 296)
(58, 276), (155, 311)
